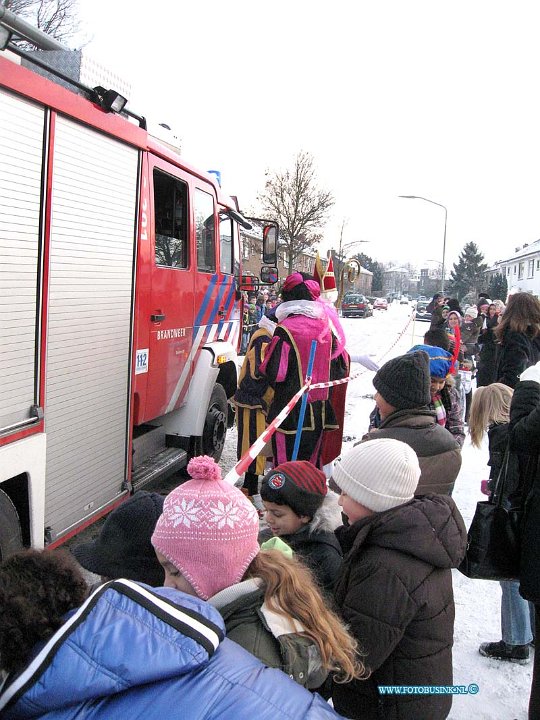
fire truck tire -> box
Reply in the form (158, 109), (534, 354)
(0, 488), (23, 561)
(202, 384), (228, 462)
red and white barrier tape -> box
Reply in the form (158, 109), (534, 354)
(224, 380), (312, 485)
(225, 310), (416, 485)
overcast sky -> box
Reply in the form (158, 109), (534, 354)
(76, 0), (540, 270)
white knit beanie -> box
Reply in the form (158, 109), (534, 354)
(333, 438), (421, 512)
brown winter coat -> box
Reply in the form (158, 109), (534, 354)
(332, 495), (467, 720)
(362, 409), (462, 495)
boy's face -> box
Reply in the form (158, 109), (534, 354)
(338, 491), (372, 524)
(374, 392), (395, 420)
(263, 501), (310, 536)
(430, 376), (445, 395)
(441, 309), (449, 319)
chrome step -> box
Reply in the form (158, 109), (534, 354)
(132, 447), (187, 491)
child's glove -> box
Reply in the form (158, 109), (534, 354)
(520, 360), (540, 385)
(350, 354), (379, 371)
(480, 479), (490, 496)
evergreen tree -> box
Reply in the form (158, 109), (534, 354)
(354, 252), (384, 291)
(488, 272), (508, 301)
(447, 242), (488, 300)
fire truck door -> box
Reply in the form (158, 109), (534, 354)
(143, 165), (194, 421)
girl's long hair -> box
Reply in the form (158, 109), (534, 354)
(244, 549), (366, 682)
(468, 383), (513, 447)
(494, 292), (540, 340)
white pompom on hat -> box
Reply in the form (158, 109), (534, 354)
(333, 438), (421, 512)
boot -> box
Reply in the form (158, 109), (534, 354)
(240, 488), (265, 518)
(251, 493), (265, 519)
(479, 640), (530, 665)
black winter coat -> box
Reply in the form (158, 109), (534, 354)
(476, 316), (499, 387)
(486, 422), (509, 495)
(509, 380), (540, 601)
(332, 495), (467, 720)
(258, 526), (342, 594)
(496, 330), (540, 389)
(258, 496), (343, 593)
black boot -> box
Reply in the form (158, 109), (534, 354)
(479, 640), (530, 665)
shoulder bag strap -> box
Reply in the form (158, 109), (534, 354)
(491, 445), (511, 507)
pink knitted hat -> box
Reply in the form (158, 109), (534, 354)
(151, 456), (260, 600)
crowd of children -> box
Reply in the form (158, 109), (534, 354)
(3, 279), (540, 719)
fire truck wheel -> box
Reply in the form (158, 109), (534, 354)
(202, 384), (228, 462)
(0, 488), (23, 561)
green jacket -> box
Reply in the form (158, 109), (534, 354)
(209, 579), (327, 689)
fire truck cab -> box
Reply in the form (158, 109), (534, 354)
(0, 10), (278, 558)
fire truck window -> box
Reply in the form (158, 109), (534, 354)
(219, 215), (233, 274)
(195, 189), (216, 272)
(153, 169), (188, 269)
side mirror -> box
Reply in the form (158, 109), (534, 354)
(239, 274), (259, 292)
(260, 266), (279, 285)
(262, 224), (278, 265)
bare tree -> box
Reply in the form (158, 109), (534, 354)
(258, 151), (334, 273)
(3, 0), (81, 45)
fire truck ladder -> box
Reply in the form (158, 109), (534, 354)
(0, 7), (146, 127)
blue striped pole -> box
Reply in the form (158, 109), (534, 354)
(291, 340), (317, 461)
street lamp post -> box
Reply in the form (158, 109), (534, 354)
(399, 195), (447, 294)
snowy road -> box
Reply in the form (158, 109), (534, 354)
(69, 303), (531, 719)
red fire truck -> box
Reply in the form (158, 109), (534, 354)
(0, 10), (278, 558)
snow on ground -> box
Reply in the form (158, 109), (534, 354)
(338, 302), (531, 720)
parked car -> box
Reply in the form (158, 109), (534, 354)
(373, 297), (388, 310)
(415, 303), (432, 322)
(341, 294), (373, 318)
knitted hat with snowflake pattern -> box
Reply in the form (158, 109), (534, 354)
(151, 456), (260, 600)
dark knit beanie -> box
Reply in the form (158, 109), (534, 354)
(373, 350), (431, 410)
(260, 461), (327, 519)
(72, 491), (165, 586)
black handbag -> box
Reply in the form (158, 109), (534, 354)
(458, 449), (522, 581)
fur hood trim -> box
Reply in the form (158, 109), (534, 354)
(309, 491), (343, 534)
(276, 300), (325, 322)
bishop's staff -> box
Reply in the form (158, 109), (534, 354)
(336, 258), (362, 309)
